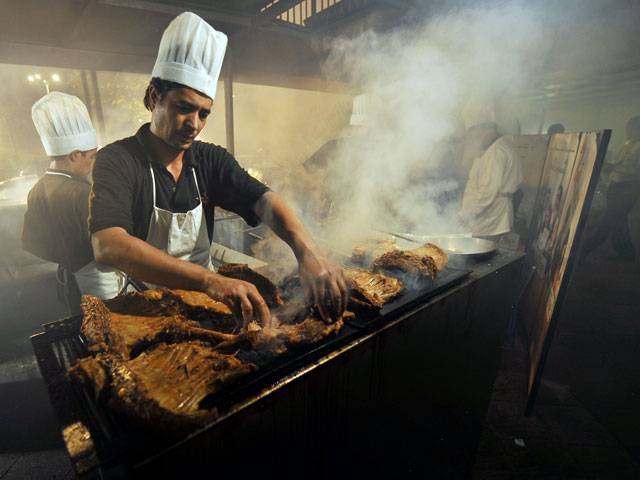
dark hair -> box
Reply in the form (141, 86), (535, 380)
(547, 123), (565, 134)
(143, 77), (186, 111)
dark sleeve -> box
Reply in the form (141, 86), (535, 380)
(72, 183), (91, 243)
(303, 139), (339, 171)
(209, 147), (270, 227)
(22, 188), (54, 261)
(89, 146), (136, 234)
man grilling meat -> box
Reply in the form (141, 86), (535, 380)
(89, 12), (347, 327)
(23, 92), (124, 314)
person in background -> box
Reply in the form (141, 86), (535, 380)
(22, 92), (124, 314)
(89, 12), (347, 327)
(547, 123), (566, 134)
(301, 93), (371, 223)
(459, 122), (523, 242)
(583, 115), (640, 262)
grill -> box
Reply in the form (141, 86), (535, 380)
(31, 267), (470, 478)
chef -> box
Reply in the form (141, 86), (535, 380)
(301, 94), (371, 223)
(89, 12), (347, 327)
(459, 122), (523, 241)
(23, 92), (124, 314)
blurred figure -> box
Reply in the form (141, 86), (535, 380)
(459, 122), (523, 241)
(583, 115), (640, 261)
(547, 123), (566, 134)
(302, 94), (371, 223)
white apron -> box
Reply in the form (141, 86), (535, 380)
(74, 260), (126, 299)
(144, 166), (213, 285)
(44, 171), (125, 299)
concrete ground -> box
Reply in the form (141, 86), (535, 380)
(473, 235), (640, 478)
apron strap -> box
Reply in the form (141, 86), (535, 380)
(191, 167), (203, 203)
(149, 166), (157, 207)
(149, 166), (201, 206)
(45, 171), (72, 179)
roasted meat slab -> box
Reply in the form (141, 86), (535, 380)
(240, 313), (345, 357)
(409, 243), (448, 271)
(81, 296), (236, 359)
(351, 238), (398, 265)
(105, 289), (233, 322)
(217, 263), (284, 308)
(74, 280), (347, 433)
(372, 250), (438, 279)
(344, 268), (404, 313)
(372, 243), (448, 280)
(69, 341), (255, 434)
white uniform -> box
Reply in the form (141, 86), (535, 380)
(460, 136), (522, 236)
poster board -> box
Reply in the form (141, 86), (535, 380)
(522, 131), (611, 413)
(510, 135), (550, 229)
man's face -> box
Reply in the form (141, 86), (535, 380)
(149, 86), (213, 150)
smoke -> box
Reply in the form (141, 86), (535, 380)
(304, 1), (551, 251)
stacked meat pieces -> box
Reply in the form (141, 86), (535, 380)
(70, 268), (347, 434)
(69, 244), (447, 433)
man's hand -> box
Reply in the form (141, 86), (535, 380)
(298, 248), (349, 323)
(203, 273), (271, 328)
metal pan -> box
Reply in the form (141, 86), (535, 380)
(381, 231), (497, 260)
(425, 235), (497, 258)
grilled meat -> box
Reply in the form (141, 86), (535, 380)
(105, 289), (233, 324)
(218, 263), (284, 308)
(81, 296), (236, 359)
(409, 243), (448, 271)
(69, 342), (255, 434)
(216, 300), (347, 358)
(351, 238), (398, 265)
(372, 250), (438, 279)
(344, 268), (404, 313)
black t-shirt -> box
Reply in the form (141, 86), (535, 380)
(22, 170), (95, 272)
(89, 124), (269, 242)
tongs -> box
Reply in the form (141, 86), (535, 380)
(373, 229), (472, 244)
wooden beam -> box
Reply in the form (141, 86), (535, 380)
(98, 0), (252, 27)
(0, 40), (153, 74)
(252, 0), (304, 27)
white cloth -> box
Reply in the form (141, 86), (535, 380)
(74, 260), (126, 299)
(144, 166), (213, 288)
(151, 12), (227, 100)
(350, 94), (369, 126)
(460, 136), (522, 236)
(32, 92), (97, 156)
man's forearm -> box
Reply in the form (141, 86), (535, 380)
(92, 227), (212, 290)
(253, 191), (317, 261)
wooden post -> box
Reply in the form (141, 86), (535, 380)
(224, 51), (235, 154)
(89, 70), (106, 143)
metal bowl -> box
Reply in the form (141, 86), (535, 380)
(423, 235), (497, 259)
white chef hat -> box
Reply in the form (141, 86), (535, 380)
(31, 92), (97, 157)
(350, 94), (369, 126)
(151, 12), (227, 100)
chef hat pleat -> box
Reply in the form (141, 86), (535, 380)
(151, 12), (228, 100)
(350, 94), (370, 126)
(31, 92), (97, 157)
